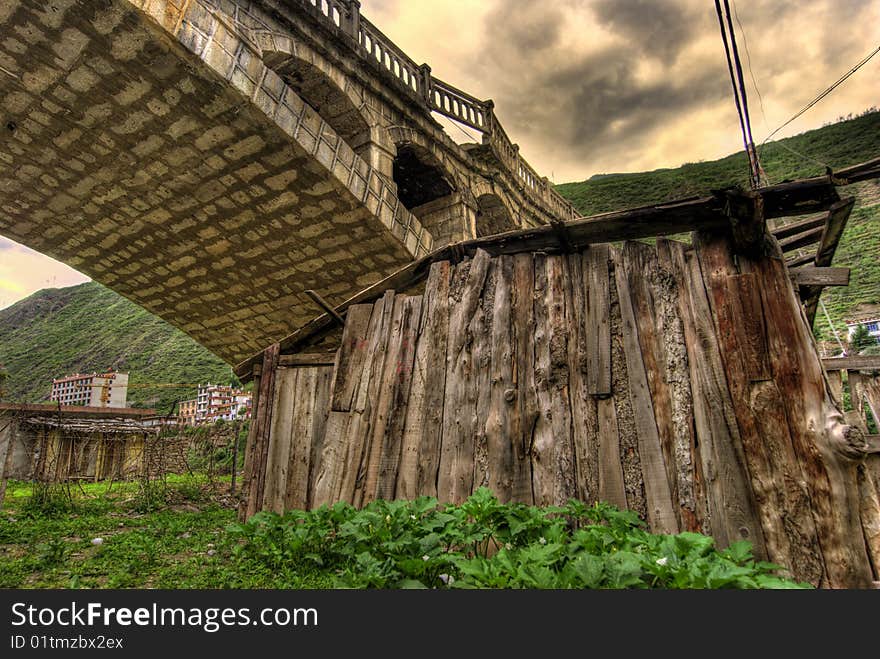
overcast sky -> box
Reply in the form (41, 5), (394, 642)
(1, 0), (877, 308)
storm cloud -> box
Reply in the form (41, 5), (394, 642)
(366, 0), (878, 181)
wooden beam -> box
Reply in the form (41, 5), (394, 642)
(278, 353), (337, 367)
(757, 176), (840, 218)
(866, 435), (880, 455)
(801, 197), (856, 325)
(823, 356), (880, 371)
(778, 225), (824, 253)
(304, 289), (346, 325)
(814, 198), (856, 267)
(786, 252), (817, 268)
(771, 214), (827, 240)
(834, 156), (880, 185)
(790, 267), (850, 287)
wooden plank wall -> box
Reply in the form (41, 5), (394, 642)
(246, 236), (880, 588)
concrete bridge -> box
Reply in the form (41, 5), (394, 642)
(0, 0), (577, 363)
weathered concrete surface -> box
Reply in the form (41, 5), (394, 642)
(0, 0), (428, 362)
(0, 0), (577, 364)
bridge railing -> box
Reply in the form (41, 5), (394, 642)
(291, 0), (577, 220)
(357, 17), (423, 95)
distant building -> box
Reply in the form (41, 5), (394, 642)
(178, 384), (251, 426)
(178, 398), (198, 427)
(845, 314), (880, 344)
(50, 371), (129, 408)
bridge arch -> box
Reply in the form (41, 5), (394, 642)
(475, 193), (518, 237)
(256, 35), (373, 158)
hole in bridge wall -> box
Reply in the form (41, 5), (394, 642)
(475, 193), (517, 237)
(392, 144), (454, 210)
(264, 54), (371, 156)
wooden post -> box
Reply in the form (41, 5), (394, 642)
(243, 343), (280, 519)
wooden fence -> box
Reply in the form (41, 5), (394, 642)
(242, 232), (880, 588)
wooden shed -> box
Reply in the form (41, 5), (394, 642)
(0, 404), (159, 484)
(235, 168), (880, 588)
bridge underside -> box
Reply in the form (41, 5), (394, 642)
(0, 0), (428, 363)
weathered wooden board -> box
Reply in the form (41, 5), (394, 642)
(242, 233), (876, 587)
(586, 244), (612, 397)
(396, 262), (452, 500)
(438, 249), (491, 504)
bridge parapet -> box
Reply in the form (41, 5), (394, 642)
(284, 0), (577, 223)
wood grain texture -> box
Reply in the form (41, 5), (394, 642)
(396, 262), (451, 500)
(615, 245), (678, 534)
(438, 249), (491, 503)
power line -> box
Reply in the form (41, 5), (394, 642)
(713, 0), (763, 188)
(762, 43), (880, 147)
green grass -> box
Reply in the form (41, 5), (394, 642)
(0, 281), (235, 413)
(555, 110), (880, 344)
(1, 482), (806, 589)
(0, 477), (331, 589)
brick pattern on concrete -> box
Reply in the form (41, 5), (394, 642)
(0, 0), (429, 363)
(0, 0), (575, 366)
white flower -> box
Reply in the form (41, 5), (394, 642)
(385, 515), (391, 523)
(422, 554), (430, 561)
(656, 556), (668, 566)
(438, 574), (455, 585)
(91, 537), (103, 546)
(207, 549), (217, 557)
(410, 515), (416, 520)
(538, 537), (547, 545)
(504, 543), (512, 550)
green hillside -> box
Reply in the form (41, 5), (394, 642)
(556, 109), (880, 345)
(0, 282), (234, 413)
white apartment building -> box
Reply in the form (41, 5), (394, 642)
(50, 371), (129, 408)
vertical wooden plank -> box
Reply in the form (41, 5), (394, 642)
(564, 252), (599, 504)
(511, 253), (537, 506)
(608, 249), (647, 520)
(286, 368), (317, 511)
(482, 255), (517, 502)
(306, 366), (333, 507)
(263, 368), (296, 513)
(531, 255), (576, 506)
(397, 262), (452, 500)
(360, 296), (407, 503)
(615, 244), (678, 534)
(743, 243), (873, 587)
(472, 263), (495, 493)
(586, 244), (611, 396)
(698, 234), (824, 583)
(655, 239), (704, 532)
(311, 411), (351, 507)
(531, 255), (554, 506)
(350, 291), (396, 507)
(331, 304), (376, 412)
(597, 397), (627, 509)
(375, 296), (422, 501)
(621, 242), (679, 512)
(336, 292), (394, 504)
(670, 243), (763, 551)
(438, 249), (491, 504)
(245, 343), (280, 519)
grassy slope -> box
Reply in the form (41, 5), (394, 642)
(0, 282), (234, 412)
(556, 110), (880, 342)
